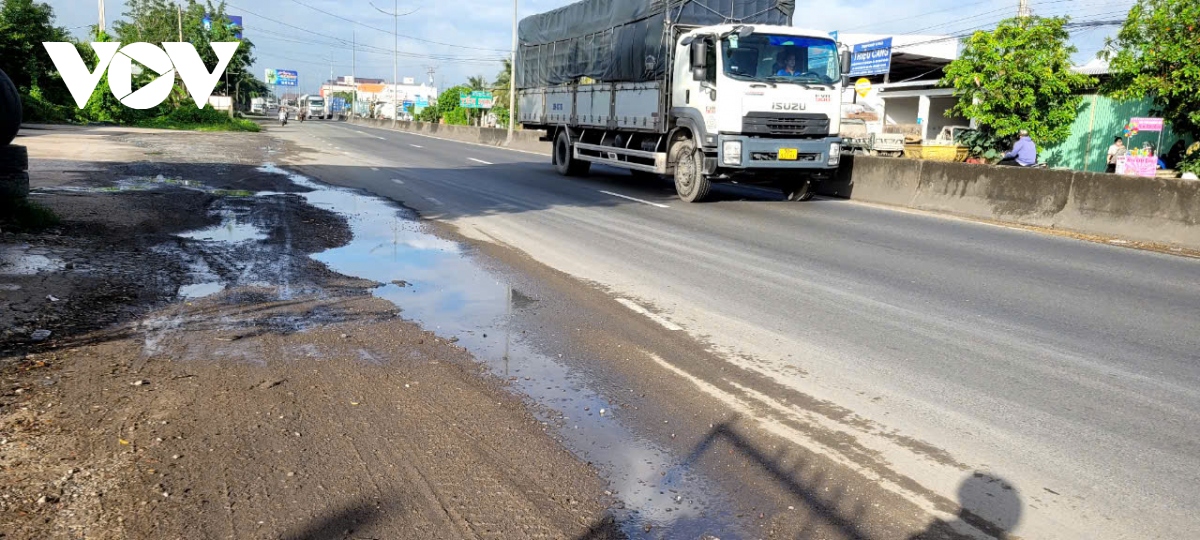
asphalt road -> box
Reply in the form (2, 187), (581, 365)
(280, 121), (1199, 539)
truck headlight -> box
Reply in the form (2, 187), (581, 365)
(723, 141), (742, 165)
(828, 142), (842, 166)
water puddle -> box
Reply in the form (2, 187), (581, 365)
(251, 163), (742, 538)
(31, 175), (254, 197)
(177, 208), (268, 243)
(0, 245), (65, 276)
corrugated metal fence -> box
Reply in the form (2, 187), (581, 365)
(1041, 95), (1186, 172)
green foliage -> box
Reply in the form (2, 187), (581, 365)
(20, 86), (73, 123)
(942, 16), (1094, 154)
(1181, 143), (1200, 175)
(0, 0), (73, 108)
(136, 105), (259, 131)
(493, 59), (512, 112)
(443, 107), (469, 126)
(416, 105), (438, 123)
(954, 129), (1005, 160)
(1102, 0), (1200, 143)
(492, 105), (510, 129)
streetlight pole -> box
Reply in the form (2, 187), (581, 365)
(506, 0), (517, 144)
(371, 1), (407, 129)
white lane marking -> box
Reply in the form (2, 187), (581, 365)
(599, 190), (670, 209)
(353, 129), (386, 140)
(392, 179), (404, 185)
(468, 158), (493, 165)
(425, 197), (444, 205)
(336, 121), (548, 157)
(615, 299), (682, 331)
(371, 167), (380, 171)
(410, 144), (423, 148)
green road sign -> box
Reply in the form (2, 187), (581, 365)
(459, 91), (495, 109)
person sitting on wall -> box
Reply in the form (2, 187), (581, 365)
(998, 130), (1037, 167)
(1106, 137), (1125, 173)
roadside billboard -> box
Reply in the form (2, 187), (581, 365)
(459, 91), (494, 109)
(849, 37), (892, 77)
(275, 70), (299, 87)
(202, 14), (244, 39)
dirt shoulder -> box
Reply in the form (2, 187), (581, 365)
(0, 125), (616, 539)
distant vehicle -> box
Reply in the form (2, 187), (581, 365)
(250, 97), (267, 114)
(299, 95), (327, 120)
(516, 0), (850, 202)
(840, 119), (905, 157)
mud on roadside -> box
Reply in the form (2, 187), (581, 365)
(0, 125), (617, 539)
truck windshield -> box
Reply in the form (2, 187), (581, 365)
(310, 100), (325, 107)
(722, 34), (839, 86)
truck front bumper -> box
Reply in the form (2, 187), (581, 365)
(717, 135), (842, 170)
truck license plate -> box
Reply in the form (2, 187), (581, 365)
(778, 148), (798, 160)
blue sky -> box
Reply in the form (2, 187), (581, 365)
(44, 0), (1132, 93)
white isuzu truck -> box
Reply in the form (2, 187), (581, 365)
(516, 0), (850, 202)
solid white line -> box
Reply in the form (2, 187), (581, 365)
(616, 299), (683, 331)
(468, 158), (493, 165)
(599, 190), (670, 209)
(392, 179), (404, 185)
(425, 197), (444, 205)
(410, 144), (423, 148)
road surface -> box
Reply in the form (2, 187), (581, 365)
(276, 121), (1200, 539)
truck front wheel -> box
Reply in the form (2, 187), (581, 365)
(554, 130), (591, 177)
(783, 181), (815, 202)
(672, 139), (711, 203)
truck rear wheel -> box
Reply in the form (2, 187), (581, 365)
(672, 139), (711, 203)
(553, 130), (590, 177)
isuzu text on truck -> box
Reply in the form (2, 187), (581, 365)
(516, 0), (850, 202)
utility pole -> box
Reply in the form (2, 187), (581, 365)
(1018, 0), (1032, 17)
(371, 1), (405, 128)
(352, 31), (357, 114)
(506, 0), (517, 144)
(98, 0), (105, 35)
(177, 4), (183, 41)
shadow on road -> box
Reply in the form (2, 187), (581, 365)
(572, 420), (1022, 540)
(281, 497), (400, 540)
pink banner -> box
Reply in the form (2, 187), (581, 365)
(1117, 156), (1158, 177)
(1131, 118), (1164, 132)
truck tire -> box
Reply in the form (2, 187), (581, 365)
(0, 145), (27, 173)
(672, 139), (711, 203)
(553, 130), (590, 177)
(0, 170), (29, 199)
(0, 68), (20, 147)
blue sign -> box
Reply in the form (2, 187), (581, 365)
(202, 14), (243, 39)
(275, 70), (299, 87)
(849, 37), (892, 77)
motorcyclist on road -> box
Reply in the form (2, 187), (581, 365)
(278, 107), (288, 126)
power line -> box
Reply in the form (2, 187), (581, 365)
(284, 0), (508, 52)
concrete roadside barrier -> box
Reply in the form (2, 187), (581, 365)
(820, 155), (1198, 250)
(350, 117), (551, 155)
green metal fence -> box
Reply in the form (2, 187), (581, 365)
(1041, 94), (1187, 172)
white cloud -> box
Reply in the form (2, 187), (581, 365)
(45, 0), (1128, 94)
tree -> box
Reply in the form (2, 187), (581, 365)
(436, 85), (470, 125)
(1103, 0), (1200, 173)
(492, 59), (511, 111)
(942, 16), (1094, 157)
(0, 0), (71, 99)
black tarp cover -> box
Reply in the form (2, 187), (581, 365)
(517, 0), (795, 88)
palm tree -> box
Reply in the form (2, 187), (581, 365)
(465, 75), (488, 125)
(493, 59), (512, 112)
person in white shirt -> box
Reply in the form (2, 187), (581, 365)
(1106, 137), (1124, 173)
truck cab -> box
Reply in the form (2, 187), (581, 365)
(670, 25), (849, 200)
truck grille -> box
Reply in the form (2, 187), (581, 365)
(743, 113), (830, 137)
(751, 152), (821, 162)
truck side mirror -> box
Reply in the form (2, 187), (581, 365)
(840, 49), (852, 76)
(691, 40), (708, 81)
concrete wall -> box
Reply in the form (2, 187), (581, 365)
(885, 97), (919, 126)
(349, 117), (550, 155)
(819, 155), (1199, 249)
(349, 118), (1197, 249)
